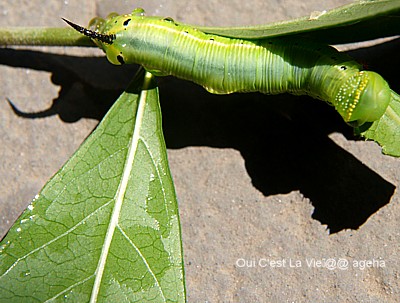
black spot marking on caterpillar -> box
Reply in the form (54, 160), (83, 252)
(117, 54), (125, 64)
(340, 66), (347, 70)
(123, 19), (131, 26)
(163, 17), (175, 23)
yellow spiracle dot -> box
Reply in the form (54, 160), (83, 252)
(334, 72), (365, 121)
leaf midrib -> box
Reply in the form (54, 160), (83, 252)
(89, 74), (150, 302)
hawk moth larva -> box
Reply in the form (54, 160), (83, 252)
(64, 8), (393, 127)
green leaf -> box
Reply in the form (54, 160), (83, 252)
(195, 0), (400, 44)
(358, 91), (400, 157)
(0, 70), (185, 302)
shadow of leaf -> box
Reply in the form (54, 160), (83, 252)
(1, 38), (398, 233)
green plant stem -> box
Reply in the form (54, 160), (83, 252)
(0, 27), (95, 46)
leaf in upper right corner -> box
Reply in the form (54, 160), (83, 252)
(359, 91), (400, 157)
(195, 0), (400, 44)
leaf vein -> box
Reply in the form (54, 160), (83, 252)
(117, 225), (166, 301)
(0, 200), (112, 279)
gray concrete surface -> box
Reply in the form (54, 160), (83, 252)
(1, 0), (399, 302)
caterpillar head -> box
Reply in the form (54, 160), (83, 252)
(335, 71), (391, 126)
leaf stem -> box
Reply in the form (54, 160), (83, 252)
(0, 27), (95, 47)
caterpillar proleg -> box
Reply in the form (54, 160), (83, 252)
(64, 8), (393, 126)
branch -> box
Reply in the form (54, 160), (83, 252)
(0, 27), (95, 47)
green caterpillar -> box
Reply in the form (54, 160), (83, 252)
(64, 8), (392, 126)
